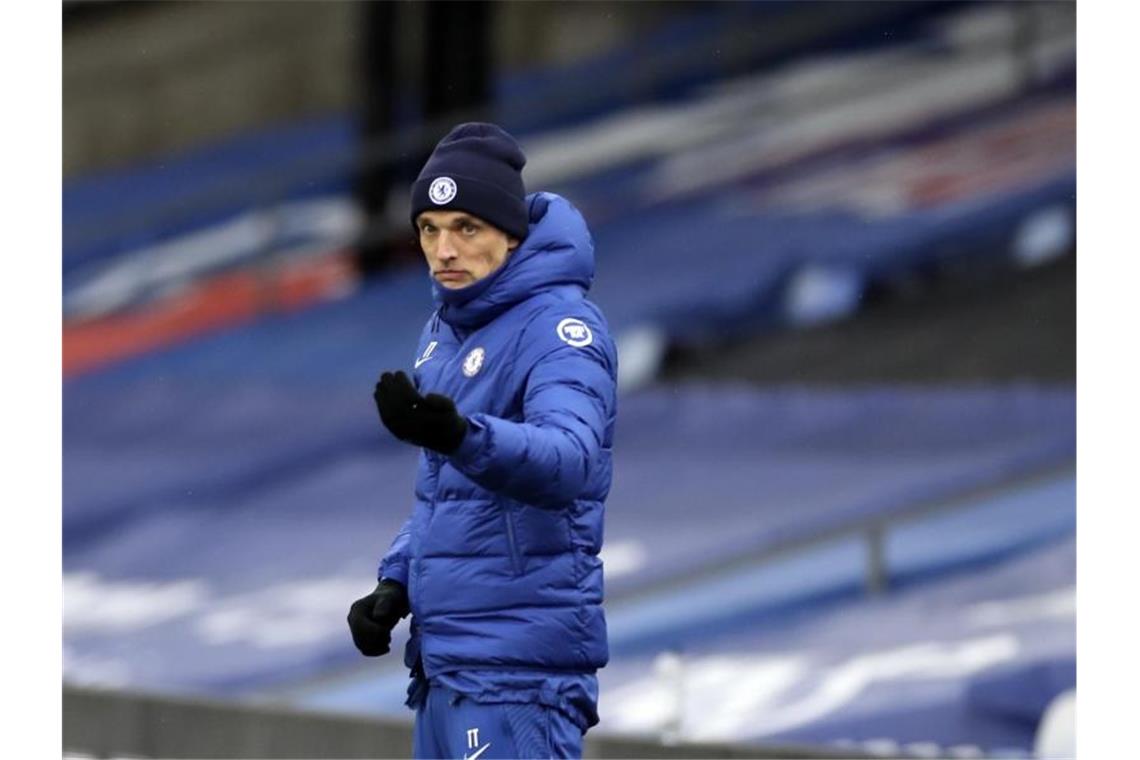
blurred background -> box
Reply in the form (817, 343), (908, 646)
(62, 1), (1076, 758)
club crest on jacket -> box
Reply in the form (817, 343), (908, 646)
(462, 347), (486, 377)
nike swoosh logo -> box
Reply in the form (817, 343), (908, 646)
(414, 341), (438, 369)
(464, 743), (491, 760)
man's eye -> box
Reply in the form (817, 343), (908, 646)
(462, 224), (477, 234)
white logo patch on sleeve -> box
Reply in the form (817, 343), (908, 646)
(557, 318), (593, 347)
(429, 176), (457, 205)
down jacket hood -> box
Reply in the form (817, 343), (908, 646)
(431, 192), (595, 330)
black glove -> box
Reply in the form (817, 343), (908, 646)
(347, 579), (411, 657)
(373, 371), (468, 454)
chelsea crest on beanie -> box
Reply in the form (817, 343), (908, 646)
(410, 122), (529, 241)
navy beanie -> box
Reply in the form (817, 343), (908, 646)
(410, 122), (529, 241)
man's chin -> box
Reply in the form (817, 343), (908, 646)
(436, 279), (469, 290)
(435, 275), (473, 289)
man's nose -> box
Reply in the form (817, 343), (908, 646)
(436, 231), (458, 261)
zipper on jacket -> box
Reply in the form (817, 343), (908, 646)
(412, 453), (442, 614)
(503, 505), (522, 577)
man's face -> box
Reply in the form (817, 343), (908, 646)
(416, 210), (520, 289)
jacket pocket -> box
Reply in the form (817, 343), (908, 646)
(503, 505), (523, 577)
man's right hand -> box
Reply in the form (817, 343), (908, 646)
(347, 579), (411, 657)
(373, 371), (469, 454)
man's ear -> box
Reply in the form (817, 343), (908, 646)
(507, 236), (521, 252)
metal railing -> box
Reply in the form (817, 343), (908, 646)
(606, 465), (1075, 609)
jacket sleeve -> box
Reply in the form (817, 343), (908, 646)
(377, 515), (414, 585)
(447, 312), (616, 508)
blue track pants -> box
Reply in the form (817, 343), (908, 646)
(411, 681), (583, 759)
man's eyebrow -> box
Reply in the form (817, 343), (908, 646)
(418, 214), (481, 227)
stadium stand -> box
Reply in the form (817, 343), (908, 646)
(64, 2), (1075, 379)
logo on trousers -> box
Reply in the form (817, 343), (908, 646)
(465, 727), (490, 760)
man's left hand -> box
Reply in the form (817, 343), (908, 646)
(373, 371), (468, 454)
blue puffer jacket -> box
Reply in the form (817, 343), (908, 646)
(377, 192), (617, 726)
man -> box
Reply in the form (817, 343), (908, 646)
(347, 122), (617, 758)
